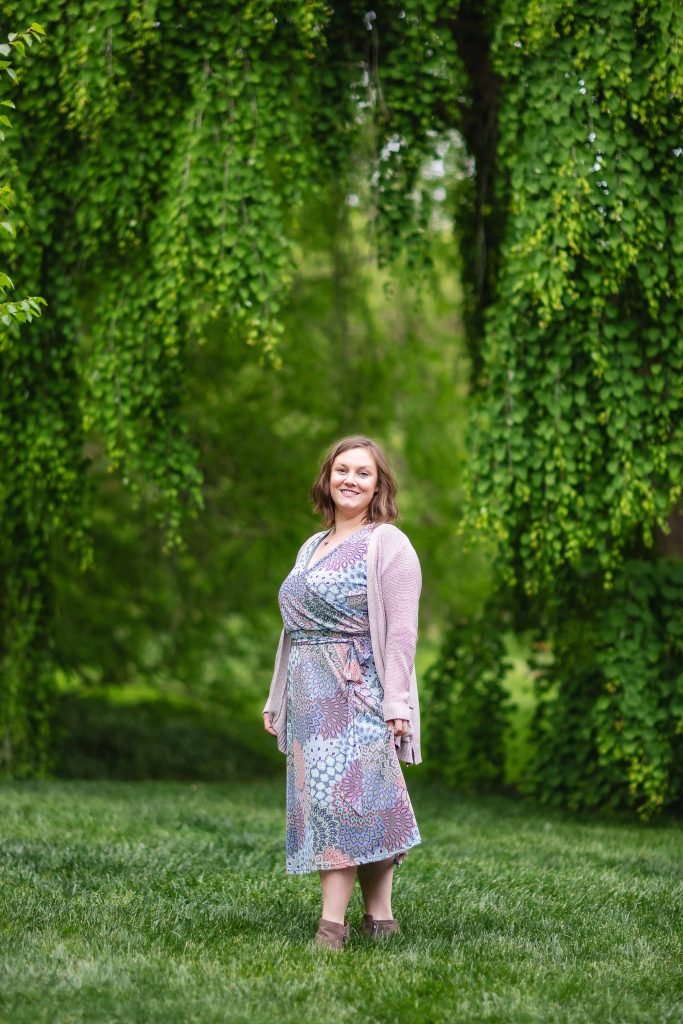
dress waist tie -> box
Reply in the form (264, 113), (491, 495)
(289, 630), (373, 816)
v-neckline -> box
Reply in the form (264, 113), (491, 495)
(304, 524), (373, 571)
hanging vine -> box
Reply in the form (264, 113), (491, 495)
(0, 0), (460, 772)
(463, 0), (683, 591)
(2, 1), (681, 813)
(0, 19), (50, 774)
(456, 0), (683, 814)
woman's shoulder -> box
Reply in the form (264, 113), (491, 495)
(371, 522), (420, 558)
(373, 521), (415, 543)
(303, 527), (328, 541)
(295, 527), (328, 560)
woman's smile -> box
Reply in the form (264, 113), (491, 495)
(330, 447), (378, 519)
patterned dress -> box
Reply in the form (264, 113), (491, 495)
(279, 522), (422, 875)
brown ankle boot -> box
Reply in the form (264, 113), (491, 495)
(362, 913), (400, 938)
(315, 917), (351, 950)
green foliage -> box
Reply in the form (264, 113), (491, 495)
(429, 0), (683, 817)
(529, 558), (683, 818)
(462, 0), (683, 592)
(0, 2), (303, 765)
(1, 0), (466, 774)
(422, 603), (514, 790)
(0, 21), (45, 329)
(2, 0), (680, 824)
(0, 19), (52, 777)
(51, 198), (471, 710)
(51, 686), (274, 781)
(339, 1), (466, 276)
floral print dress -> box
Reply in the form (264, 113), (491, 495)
(279, 522), (422, 875)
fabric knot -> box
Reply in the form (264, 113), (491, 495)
(340, 633), (373, 817)
(343, 634), (373, 687)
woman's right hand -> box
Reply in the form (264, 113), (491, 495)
(263, 712), (277, 737)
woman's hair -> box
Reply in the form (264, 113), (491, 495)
(309, 435), (399, 527)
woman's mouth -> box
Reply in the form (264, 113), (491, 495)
(340, 489), (359, 496)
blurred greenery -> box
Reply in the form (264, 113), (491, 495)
(1, 3), (681, 819)
(46, 194), (490, 779)
(51, 683), (276, 782)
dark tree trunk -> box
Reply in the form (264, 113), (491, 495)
(446, 2), (503, 384)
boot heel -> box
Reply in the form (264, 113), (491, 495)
(315, 917), (351, 950)
(362, 913), (400, 938)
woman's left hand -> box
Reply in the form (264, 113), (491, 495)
(387, 718), (409, 738)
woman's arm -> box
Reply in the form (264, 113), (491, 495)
(262, 627), (287, 716)
(380, 534), (422, 724)
(262, 531), (323, 735)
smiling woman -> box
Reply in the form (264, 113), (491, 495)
(309, 436), (399, 533)
(262, 435), (423, 950)
(329, 455), (376, 512)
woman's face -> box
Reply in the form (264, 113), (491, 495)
(329, 447), (378, 519)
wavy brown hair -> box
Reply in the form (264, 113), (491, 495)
(309, 435), (399, 528)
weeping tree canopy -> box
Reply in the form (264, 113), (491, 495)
(462, 0), (683, 592)
(441, 0), (683, 817)
(1, 0), (461, 772)
(1, 1), (682, 814)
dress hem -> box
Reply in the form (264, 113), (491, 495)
(285, 836), (422, 876)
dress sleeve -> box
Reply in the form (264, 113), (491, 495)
(380, 535), (422, 722)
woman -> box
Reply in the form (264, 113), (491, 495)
(262, 434), (422, 950)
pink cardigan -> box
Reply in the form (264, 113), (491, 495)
(262, 522), (422, 765)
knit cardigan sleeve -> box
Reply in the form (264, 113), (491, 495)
(379, 530), (422, 724)
(262, 531), (323, 719)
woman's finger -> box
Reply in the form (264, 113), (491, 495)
(387, 718), (409, 737)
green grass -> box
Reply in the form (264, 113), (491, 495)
(1, 776), (681, 1024)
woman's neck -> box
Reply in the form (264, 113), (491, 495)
(331, 512), (369, 536)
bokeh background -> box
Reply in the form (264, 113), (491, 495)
(2, 2), (682, 819)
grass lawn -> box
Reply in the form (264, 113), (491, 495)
(1, 774), (681, 1024)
